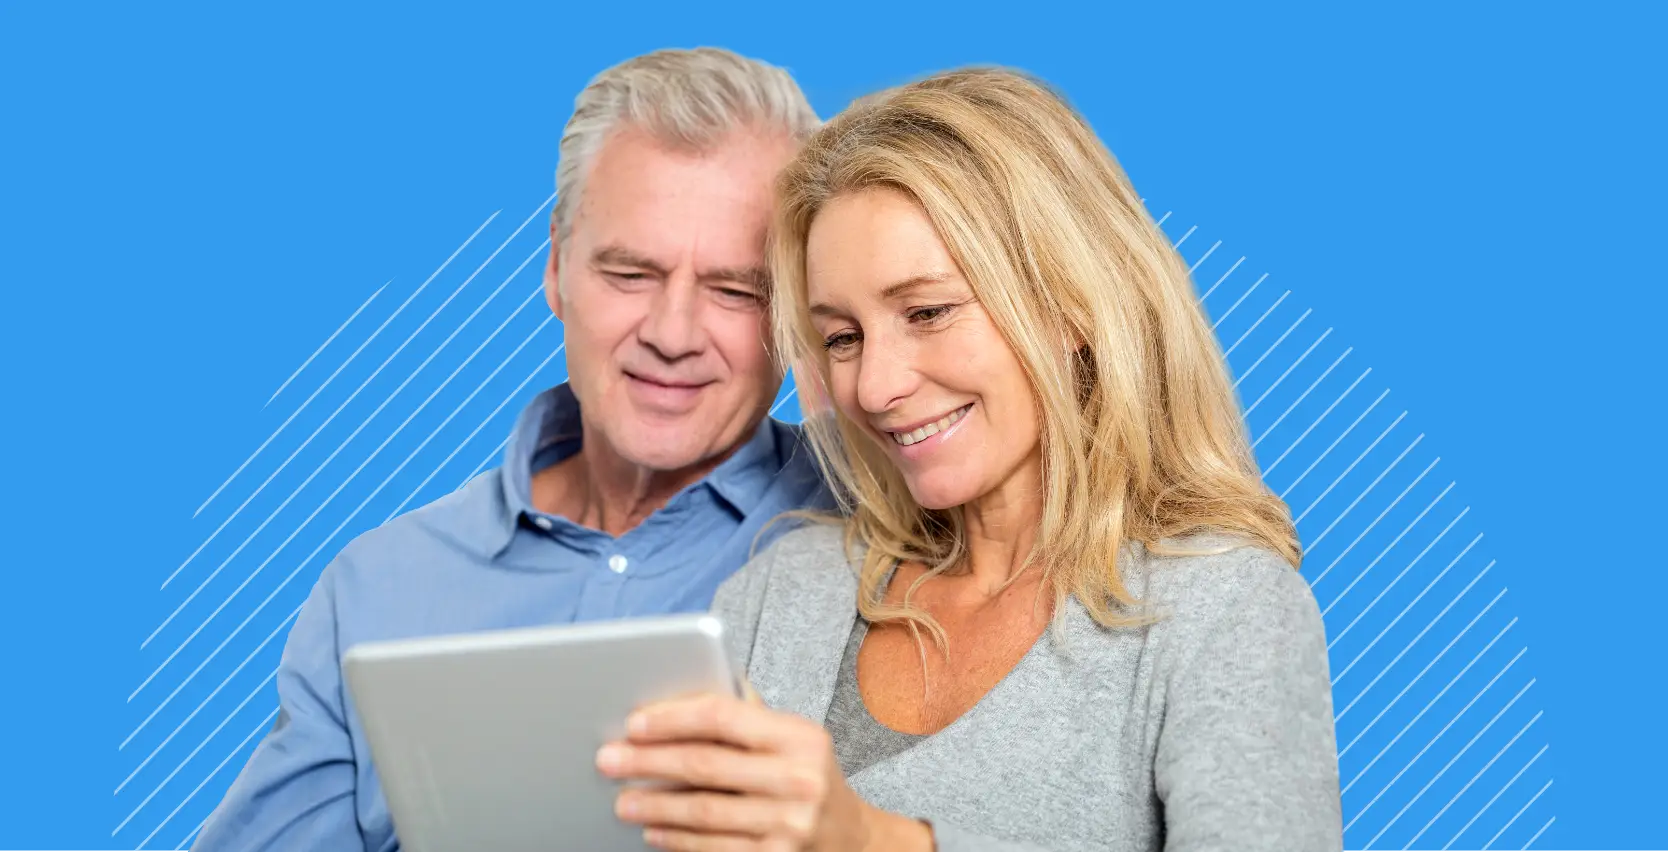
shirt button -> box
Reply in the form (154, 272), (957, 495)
(608, 555), (628, 574)
(533, 516), (553, 531)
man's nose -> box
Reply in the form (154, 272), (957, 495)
(637, 276), (703, 361)
(855, 332), (917, 415)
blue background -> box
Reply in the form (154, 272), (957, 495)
(2, 1), (1664, 848)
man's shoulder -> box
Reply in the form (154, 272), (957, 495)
(330, 469), (505, 582)
(754, 418), (837, 511)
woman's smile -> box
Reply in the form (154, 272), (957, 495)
(881, 402), (974, 458)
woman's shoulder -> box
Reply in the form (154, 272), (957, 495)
(729, 519), (858, 594)
(711, 518), (860, 671)
(758, 519), (855, 570)
(1123, 530), (1320, 641)
(714, 518), (855, 608)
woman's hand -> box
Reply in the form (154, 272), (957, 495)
(595, 692), (932, 851)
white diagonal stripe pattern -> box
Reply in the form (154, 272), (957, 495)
(1277, 387), (1387, 497)
(1291, 414), (1408, 524)
(132, 233), (551, 707)
(1222, 290), (1290, 357)
(1521, 815), (1554, 850)
(1408, 711), (1542, 848)
(144, 202), (547, 650)
(1330, 533), (1482, 677)
(383, 344), (568, 521)
(1345, 645), (1524, 803)
(1363, 680), (1535, 847)
(1263, 369), (1370, 475)
(137, 706), (279, 849)
(1483, 779), (1552, 849)
(1232, 309), (1311, 388)
(1210, 272), (1268, 330)
(175, 211), (503, 573)
(1442, 744), (1546, 849)
(265, 280), (389, 409)
(181, 210), (502, 539)
(1319, 480), (1451, 613)
(1334, 565), (1496, 723)
(1244, 331), (1335, 418)
(126, 315), (558, 746)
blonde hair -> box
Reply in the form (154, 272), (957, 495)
(769, 68), (1301, 638)
(553, 47), (821, 245)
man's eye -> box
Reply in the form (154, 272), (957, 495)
(603, 270), (650, 282)
(717, 288), (760, 302)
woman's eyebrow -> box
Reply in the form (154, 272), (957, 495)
(879, 272), (957, 300)
(808, 271), (960, 317)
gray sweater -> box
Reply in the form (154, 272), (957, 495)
(711, 523), (1343, 852)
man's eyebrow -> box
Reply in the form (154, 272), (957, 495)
(590, 246), (767, 291)
(698, 265), (770, 291)
(591, 246), (671, 276)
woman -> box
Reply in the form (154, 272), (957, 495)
(594, 68), (1343, 851)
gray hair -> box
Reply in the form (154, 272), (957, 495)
(553, 47), (821, 245)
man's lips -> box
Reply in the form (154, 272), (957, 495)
(624, 372), (713, 390)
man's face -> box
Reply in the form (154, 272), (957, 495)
(545, 126), (797, 472)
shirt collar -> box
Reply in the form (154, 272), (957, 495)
(703, 415), (782, 517)
(485, 383), (786, 557)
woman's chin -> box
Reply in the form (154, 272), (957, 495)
(903, 479), (975, 513)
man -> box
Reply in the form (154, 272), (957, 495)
(195, 47), (829, 850)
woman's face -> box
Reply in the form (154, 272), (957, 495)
(804, 187), (1041, 511)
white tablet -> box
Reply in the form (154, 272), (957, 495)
(341, 613), (739, 852)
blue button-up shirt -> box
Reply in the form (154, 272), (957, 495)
(194, 384), (833, 851)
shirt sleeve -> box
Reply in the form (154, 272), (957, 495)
(1153, 557), (1345, 851)
(192, 558), (369, 852)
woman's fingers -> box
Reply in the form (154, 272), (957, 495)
(642, 827), (796, 852)
(626, 694), (800, 752)
(596, 741), (824, 799)
(597, 740), (823, 800)
(618, 788), (817, 839)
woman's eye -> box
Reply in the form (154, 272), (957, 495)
(822, 331), (860, 352)
(908, 305), (952, 323)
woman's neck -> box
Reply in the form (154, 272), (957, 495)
(957, 456), (1046, 598)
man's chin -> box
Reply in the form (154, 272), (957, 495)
(609, 427), (731, 473)
(588, 398), (761, 471)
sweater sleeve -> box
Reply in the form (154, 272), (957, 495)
(924, 821), (1056, 851)
(1153, 555), (1344, 851)
(709, 532), (785, 675)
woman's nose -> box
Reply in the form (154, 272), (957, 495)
(854, 334), (917, 415)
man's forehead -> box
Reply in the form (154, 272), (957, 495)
(581, 126), (789, 207)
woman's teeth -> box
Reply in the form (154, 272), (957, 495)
(890, 405), (970, 446)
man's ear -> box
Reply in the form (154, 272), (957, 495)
(543, 238), (564, 322)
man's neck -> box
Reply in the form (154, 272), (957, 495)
(529, 440), (739, 538)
